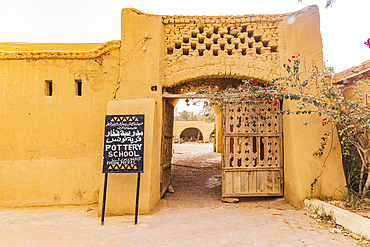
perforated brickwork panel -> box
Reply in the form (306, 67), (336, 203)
(164, 21), (279, 58)
(162, 15), (282, 84)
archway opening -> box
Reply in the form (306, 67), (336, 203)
(161, 78), (246, 207)
(180, 127), (203, 142)
(162, 76), (284, 207)
(169, 97), (221, 207)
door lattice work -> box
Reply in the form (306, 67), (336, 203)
(222, 102), (283, 198)
(160, 99), (174, 197)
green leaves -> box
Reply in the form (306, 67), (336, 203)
(283, 64), (291, 74)
(302, 80), (308, 87)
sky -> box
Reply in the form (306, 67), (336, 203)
(0, 0), (368, 113)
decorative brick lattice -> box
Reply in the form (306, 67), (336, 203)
(162, 15), (282, 85)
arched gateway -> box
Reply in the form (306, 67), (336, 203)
(0, 6), (346, 215)
(108, 6), (346, 214)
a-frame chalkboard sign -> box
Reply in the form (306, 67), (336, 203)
(101, 114), (144, 225)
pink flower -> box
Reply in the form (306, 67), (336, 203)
(365, 38), (370, 48)
(288, 59), (291, 63)
(292, 56), (295, 58)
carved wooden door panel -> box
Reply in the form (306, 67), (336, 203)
(222, 102), (283, 199)
(161, 99), (174, 197)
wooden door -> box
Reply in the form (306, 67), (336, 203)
(160, 99), (174, 197)
(222, 102), (283, 199)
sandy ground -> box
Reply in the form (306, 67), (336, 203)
(157, 143), (370, 245)
(161, 142), (294, 210)
(0, 143), (367, 246)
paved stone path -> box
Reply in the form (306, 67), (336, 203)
(0, 204), (360, 246)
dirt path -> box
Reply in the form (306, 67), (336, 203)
(161, 143), (294, 210)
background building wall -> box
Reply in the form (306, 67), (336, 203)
(174, 121), (215, 142)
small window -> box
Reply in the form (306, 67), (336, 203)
(45, 80), (52, 96)
(75, 80), (82, 96)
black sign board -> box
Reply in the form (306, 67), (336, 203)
(103, 114), (144, 173)
(101, 114), (144, 226)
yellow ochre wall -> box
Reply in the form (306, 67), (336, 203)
(99, 9), (164, 215)
(0, 5), (347, 212)
(98, 99), (158, 215)
(0, 41), (121, 206)
(280, 6), (346, 206)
